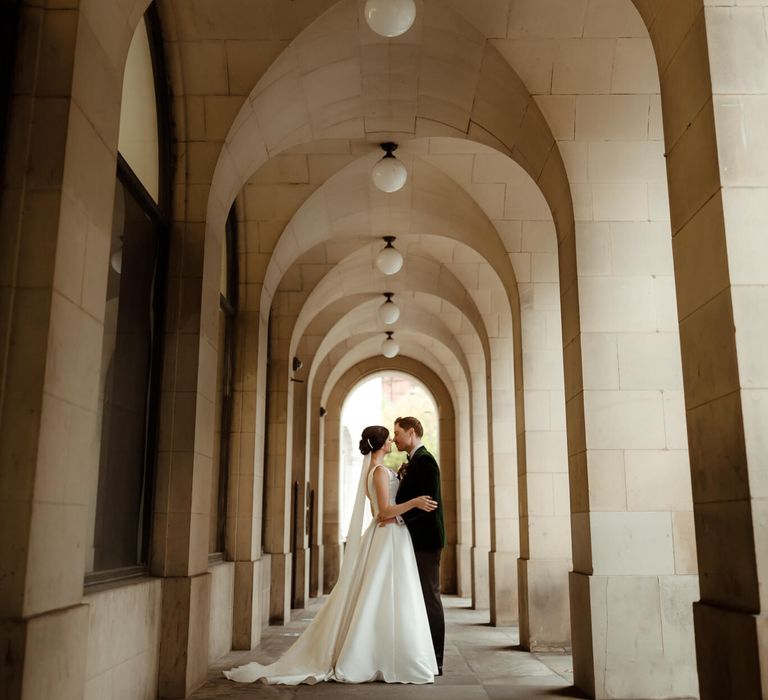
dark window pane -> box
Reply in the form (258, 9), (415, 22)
(210, 210), (237, 554)
(210, 305), (226, 553)
(91, 179), (158, 572)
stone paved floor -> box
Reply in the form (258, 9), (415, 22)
(195, 596), (586, 700)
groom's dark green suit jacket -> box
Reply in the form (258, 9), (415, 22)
(395, 445), (446, 551)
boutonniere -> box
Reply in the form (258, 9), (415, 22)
(397, 462), (408, 480)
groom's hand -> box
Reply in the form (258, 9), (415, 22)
(378, 517), (397, 528)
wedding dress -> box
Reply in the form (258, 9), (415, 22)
(224, 457), (437, 684)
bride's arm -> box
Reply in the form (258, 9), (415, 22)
(373, 467), (436, 520)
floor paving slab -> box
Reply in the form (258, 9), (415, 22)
(195, 597), (583, 700)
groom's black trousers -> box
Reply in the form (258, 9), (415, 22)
(414, 549), (444, 669)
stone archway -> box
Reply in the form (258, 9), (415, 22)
(5, 2), (768, 699)
(320, 356), (459, 595)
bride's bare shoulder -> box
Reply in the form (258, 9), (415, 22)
(370, 464), (391, 478)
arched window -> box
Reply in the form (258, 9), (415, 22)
(86, 3), (170, 581)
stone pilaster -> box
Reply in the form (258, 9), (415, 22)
(158, 574), (211, 698)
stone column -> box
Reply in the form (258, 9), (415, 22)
(562, 163), (699, 699)
(543, 7), (699, 696)
(321, 410), (342, 591)
(229, 309), (269, 650)
(148, 80), (237, 691)
(437, 412), (458, 594)
(0, 4), (119, 699)
(564, 215), (699, 697)
(308, 404), (325, 597)
(470, 381), (491, 609)
(488, 351), (521, 626)
(289, 365), (310, 608)
(152, 217), (215, 697)
(656, 5), (768, 698)
(263, 353), (292, 624)
(455, 405), (474, 598)
(514, 253), (571, 648)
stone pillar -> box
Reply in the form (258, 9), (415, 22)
(158, 575), (211, 698)
(437, 413), (458, 594)
(656, 5), (768, 698)
(322, 410), (342, 591)
(263, 350), (292, 622)
(564, 222), (699, 699)
(290, 364), (310, 608)
(262, 291), (298, 624)
(229, 308), (269, 649)
(470, 382), (491, 610)
(517, 383), (571, 647)
(0, 4), (118, 699)
(505, 221), (572, 647)
(487, 334), (522, 626)
(152, 213), (215, 695)
(455, 405), (474, 598)
(308, 403), (325, 597)
(541, 5), (699, 696)
(149, 128), (227, 692)
(562, 172), (699, 698)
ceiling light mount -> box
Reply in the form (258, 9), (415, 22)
(381, 331), (400, 359)
(381, 141), (398, 157)
(376, 236), (404, 275)
(379, 292), (400, 325)
(371, 142), (407, 193)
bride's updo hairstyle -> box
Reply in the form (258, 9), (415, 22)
(359, 425), (389, 455)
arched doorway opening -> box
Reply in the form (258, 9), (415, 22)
(318, 359), (460, 597)
(339, 372), (440, 535)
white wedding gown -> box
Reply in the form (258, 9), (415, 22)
(224, 464), (437, 684)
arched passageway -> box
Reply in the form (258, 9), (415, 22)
(1, 2), (766, 700)
(322, 359), (459, 595)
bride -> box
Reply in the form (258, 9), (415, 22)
(224, 425), (439, 684)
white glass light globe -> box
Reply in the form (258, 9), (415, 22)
(379, 299), (400, 325)
(381, 336), (400, 358)
(364, 0), (416, 38)
(376, 245), (403, 275)
(371, 155), (407, 193)
(110, 247), (122, 274)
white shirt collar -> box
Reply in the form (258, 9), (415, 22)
(408, 441), (423, 460)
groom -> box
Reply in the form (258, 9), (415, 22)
(390, 416), (446, 675)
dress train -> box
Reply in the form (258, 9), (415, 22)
(224, 466), (437, 684)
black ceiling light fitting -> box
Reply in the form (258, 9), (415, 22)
(371, 142), (407, 193)
(379, 292), (400, 325)
(381, 331), (399, 359)
(376, 236), (404, 275)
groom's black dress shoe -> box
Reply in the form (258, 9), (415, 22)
(437, 667), (443, 676)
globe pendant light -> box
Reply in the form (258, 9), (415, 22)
(379, 293), (400, 325)
(376, 236), (403, 275)
(364, 0), (416, 38)
(381, 331), (399, 358)
(371, 142), (407, 193)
